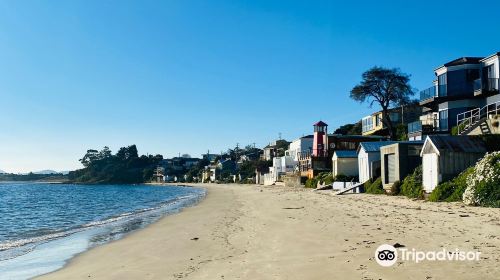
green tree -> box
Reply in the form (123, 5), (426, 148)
(79, 149), (100, 167)
(350, 67), (414, 140)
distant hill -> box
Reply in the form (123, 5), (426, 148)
(33, 170), (61, 175)
(0, 169), (5, 174)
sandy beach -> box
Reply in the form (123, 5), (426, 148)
(36, 184), (500, 280)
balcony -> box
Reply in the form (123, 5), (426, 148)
(474, 78), (499, 96)
(420, 86), (436, 101)
(419, 85), (447, 104)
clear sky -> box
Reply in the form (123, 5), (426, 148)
(1, 0), (500, 173)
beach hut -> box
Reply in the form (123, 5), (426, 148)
(380, 141), (424, 192)
(357, 141), (396, 183)
(332, 150), (358, 177)
(420, 135), (487, 193)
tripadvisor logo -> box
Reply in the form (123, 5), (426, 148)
(375, 244), (481, 267)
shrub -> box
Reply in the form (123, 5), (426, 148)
(389, 180), (401, 196)
(400, 165), (424, 199)
(474, 181), (500, 208)
(429, 167), (473, 202)
(463, 152), (500, 207)
(304, 177), (318, 188)
(365, 177), (384, 194)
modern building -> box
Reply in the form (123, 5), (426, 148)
(380, 141), (424, 192)
(362, 105), (421, 136)
(357, 141), (397, 183)
(455, 52), (500, 135)
(332, 150), (358, 178)
(420, 135), (486, 193)
(409, 53), (500, 140)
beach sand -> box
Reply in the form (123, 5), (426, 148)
(37, 184), (500, 280)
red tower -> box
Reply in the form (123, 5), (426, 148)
(312, 121), (328, 157)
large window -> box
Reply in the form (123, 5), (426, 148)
(362, 117), (373, 133)
(438, 74), (447, 97)
(439, 110), (448, 131)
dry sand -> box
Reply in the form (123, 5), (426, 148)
(37, 184), (500, 280)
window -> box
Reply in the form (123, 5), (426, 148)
(439, 110), (448, 131)
(438, 74), (447, 97)
(362, 117), (373, 133)
(486, 64), (496, 79)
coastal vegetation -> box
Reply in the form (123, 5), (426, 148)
(304, 172), (357, 189)
(400, 165), (424, 199)
(428, 167), (472, 202)
(364, 177), (384, 194)
(0, 172), (68, 182)
(68, 145), (163, 184)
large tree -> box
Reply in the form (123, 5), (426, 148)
(350, 67), (414, 140)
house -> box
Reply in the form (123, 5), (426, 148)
(420, 135), (487, 193)
(299, 121), (385, 179)
(264, 155), (296, 185)
(261, 139), (291, 161)
(455, 52), (500, 135)
(380, 141), (424, 192)
(408, 55), (498, 140)
(361, 105), (421, 136)
(287, 135), (314, 162)
(332, 150), (358, 178)
(357, 141), (397, 183)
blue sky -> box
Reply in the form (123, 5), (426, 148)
(1, 0), (500, 173)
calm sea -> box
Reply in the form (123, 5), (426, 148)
(0, 182), (205, 280)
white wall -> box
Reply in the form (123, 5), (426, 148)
(266, 156), (297, 185)
(288, 137), (313, 161)
(358, 148), (381, 183)
(358, 149), (370, 183)
(422, 153), (439, 193)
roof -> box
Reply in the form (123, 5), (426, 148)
(437, 57), (483, 69)
(480, 52), (500, 62)
(301, 134), (314, 139)
(358, 141), (398, 153)
(421, 135), (487, 156)
(333, 150), (357, 158)
(313, 120), (328, 126)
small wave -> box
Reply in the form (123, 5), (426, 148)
(0, 190), (205, 258)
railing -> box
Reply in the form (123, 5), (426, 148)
(420, 86), (436, 101)
(407, 121), (422, 134)
(457, 101), (500, 134)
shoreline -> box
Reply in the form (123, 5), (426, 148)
(36, 184), (500, 280)
(0, 184), (206, 280)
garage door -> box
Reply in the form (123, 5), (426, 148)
(387, 154), (396, 183)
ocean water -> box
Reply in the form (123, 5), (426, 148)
(0, 182), (206, 280)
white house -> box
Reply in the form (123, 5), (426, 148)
(264, 155), (296, 185)
(332, 150), (358, 177)
(357, 141), (396, 183)
(420, 135), (486, 193)
(287, 135), (314, 162)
